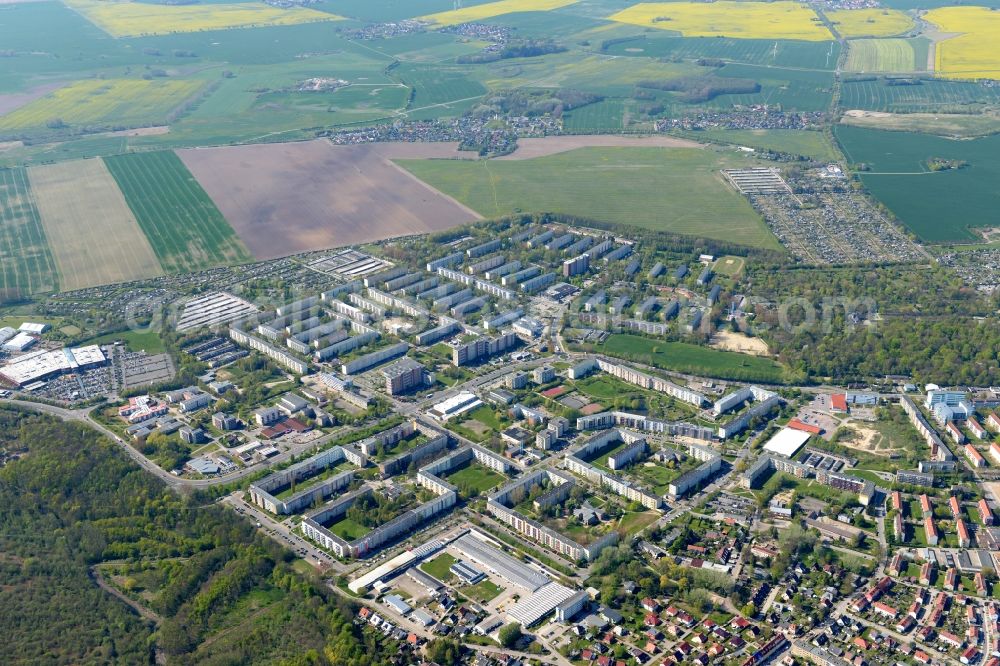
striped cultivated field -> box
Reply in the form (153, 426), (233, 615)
(103, 151), (252, 274)
(27, 159), (163, 291)
(0, 167), (58, 296)
(844, 39), (920, 73)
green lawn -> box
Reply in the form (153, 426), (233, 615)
(617, 510), (660, 536)
(573, 375), (639, 401)
(103, 151), (253, 273)
(469, 406), (506, 431)
(460, 580), (503, 603)
(397, 147), (781, 250)
(420, 553), (456, 582)
(597, 334), (787, 383)
(77, 328), (165, 354)
(446, 463), (505, 495)
(326, 516), (369, 542)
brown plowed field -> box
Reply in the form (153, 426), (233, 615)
(178, 140), (481, 260)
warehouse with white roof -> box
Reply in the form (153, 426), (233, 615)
(762, 427), (812, 459)
(0, 345), (107, 388)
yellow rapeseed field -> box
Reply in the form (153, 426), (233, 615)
(608, 2), (833, 41)
(925, 6), (1000, 80)
(0, 79), (203, 131)
(64, 0), (341, 38)
(826, 8), (914, 38)
(421, 0), (579, 26)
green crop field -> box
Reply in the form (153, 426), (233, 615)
(0, 168), (58, 296)
(711, 64), (835, 112)
(563, 100), (625, 130)
(836, 125), (1000, 242)
(597, 333), (787, 383)
(692, 129), (840, 161)
(602, 35), (841, 71)
(103, 151), (252, 273)
(844, 39), (925, 73)
(398, 147), (781, 249)
(839, 77), (1000, 112)
(394, 63), (488, 109)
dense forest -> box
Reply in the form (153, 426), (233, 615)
(0, 407), (405, 666)
(746, 265), (1000, 384)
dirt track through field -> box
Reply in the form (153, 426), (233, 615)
(28, 159), (163, 290)
(178, 140), (482, 260)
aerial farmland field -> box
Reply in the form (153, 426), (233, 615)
(103, 151), (252, 274)
(602, 36), (841, 70)
(64, 0), (342, 38)
(27, 159), (163, 290)
(691, 129), (840, 162)
(420, 0), (579, 26)
(399, 144), (781, 249)
(826, 9), (914, 38)
(836, 125), (1000, 242)
(925, 7), (1000, 80)
(839, 77), (1000, 112)
(178, 141), (481, 260)
(843, 39), (925, 73)
(0, 168), (58, 296)
(0, 79), (203, 136)
(608, 2), (833, 41)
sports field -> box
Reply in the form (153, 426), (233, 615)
(399, 146), (781, 250)
(27, 159), (162, 290)
(420, 0), (578, 26)
(597, 334), (787, 383)
(0, 168), (58, 295)
(64, 0), (341, 38)
(0, 79), (202, 133)
(103, 151), (252, 274)
(826, 9), (914, 38)
(608, 2), (833, 41)
(844, 39), (922, 72)
(925, 7), (1000, 80)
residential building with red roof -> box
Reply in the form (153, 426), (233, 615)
(966, 443), (986, 467)
(925, 516), (939, 545)
(958, 519), (972, 548)
(980, 499), (994, 526)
